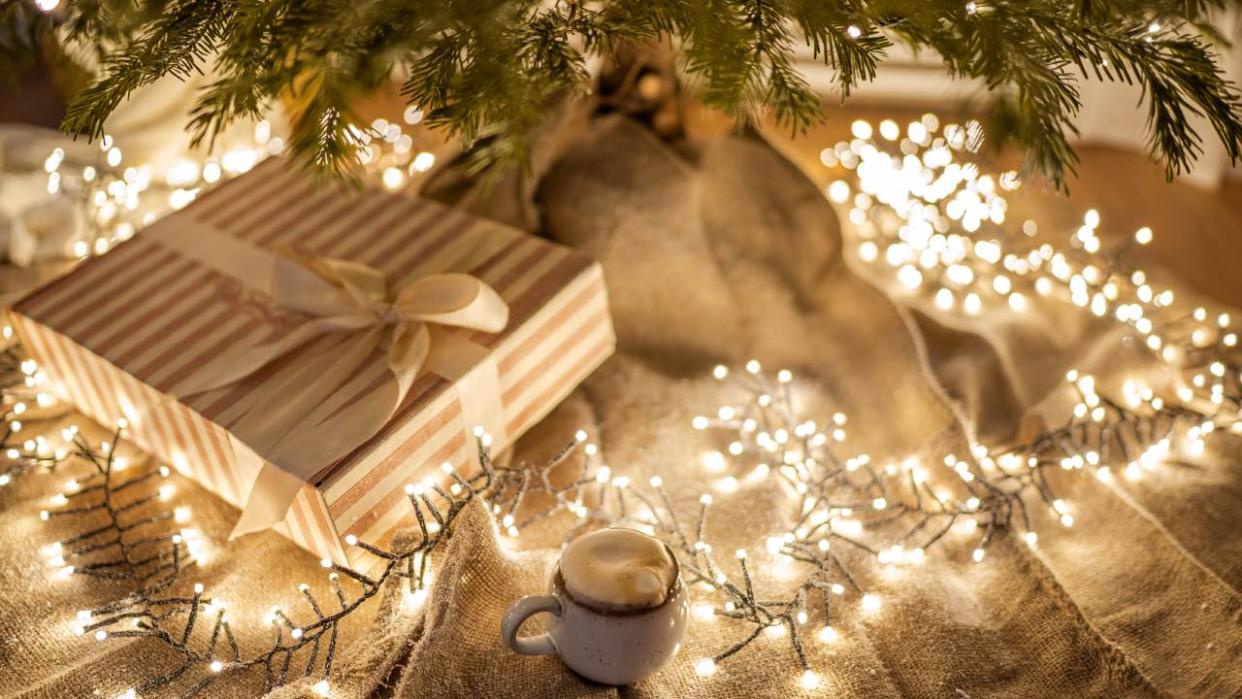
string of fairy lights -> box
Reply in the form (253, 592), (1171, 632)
(37, 127), (271, 262)
(6, 380), (591, 698)
(2, 113), (1239, 696)
(826, 113), (1240, 428)
(35, 110), (437, 266)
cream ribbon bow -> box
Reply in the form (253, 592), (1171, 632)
(148, 220), (509, 543)
(177, 250), (510, 412)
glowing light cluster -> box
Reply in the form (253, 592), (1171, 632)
(825, 116), (1191, 339)
(348, 114), (438, 192)
(39, 126), (276, 263)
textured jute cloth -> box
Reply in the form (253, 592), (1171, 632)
(1, 113), (1240, 698)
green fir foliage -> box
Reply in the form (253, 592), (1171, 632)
(4, 0), (1242, 187)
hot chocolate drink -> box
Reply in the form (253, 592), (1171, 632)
(559, 528), (678, 612)
(503, 525), (688, 684)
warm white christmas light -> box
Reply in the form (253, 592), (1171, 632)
(695, 658), (718, 677)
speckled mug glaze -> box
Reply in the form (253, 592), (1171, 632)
(501, 543), (689, 685)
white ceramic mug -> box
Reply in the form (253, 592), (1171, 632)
(501, 540), (688, 685)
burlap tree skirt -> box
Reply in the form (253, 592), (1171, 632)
(2, 115), (1239, 698)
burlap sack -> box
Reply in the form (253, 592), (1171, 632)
(1, 113), (1238, 698)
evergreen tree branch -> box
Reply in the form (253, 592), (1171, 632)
(5, 0), (1240, 190)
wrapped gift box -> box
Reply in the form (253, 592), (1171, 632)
(10, 157), (615, 568)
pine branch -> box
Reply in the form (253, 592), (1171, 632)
(61, 0), (233, 141)
(5, 0), (1240, 190)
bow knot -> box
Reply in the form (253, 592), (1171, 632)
(381, 304), (402, 326)
(172, 248), (509, 470)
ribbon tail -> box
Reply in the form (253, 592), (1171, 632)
(262, 329), (403, 470)
(425, 329), (508, 453)
(171, 316), (367, 399)
(227, 437), (304, 541)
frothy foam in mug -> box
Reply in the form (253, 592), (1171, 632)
(560, 528), (677, 611)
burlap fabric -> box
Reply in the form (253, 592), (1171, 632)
(1, 113), (1239, 698)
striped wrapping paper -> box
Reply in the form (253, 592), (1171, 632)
(9, 157), (616, 568)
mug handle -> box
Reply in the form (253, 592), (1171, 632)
(501, 594), (561, 656)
